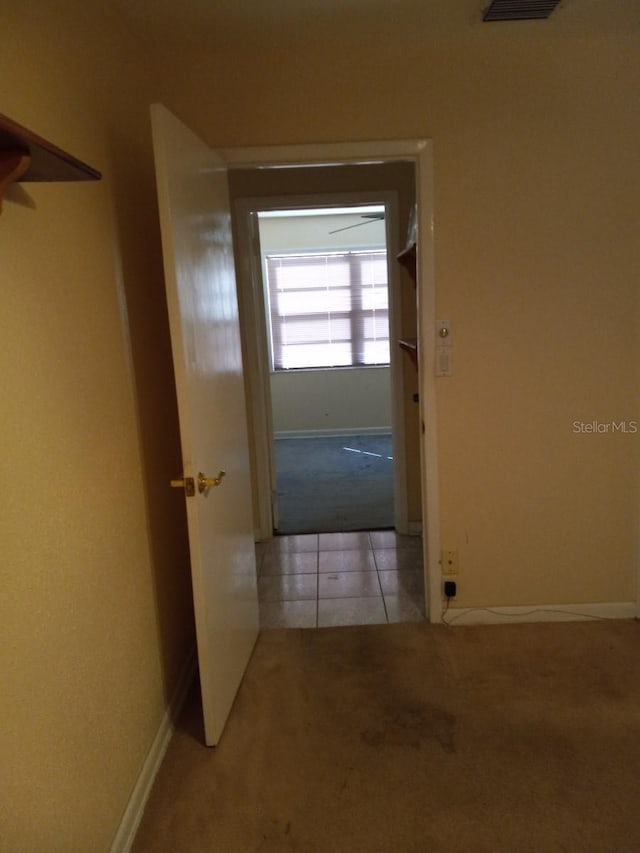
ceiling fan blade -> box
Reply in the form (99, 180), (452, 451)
(329, 214), (384, 235)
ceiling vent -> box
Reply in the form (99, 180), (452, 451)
(483, 1), (562, 21)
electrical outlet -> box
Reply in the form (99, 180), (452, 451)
(441, 548), (459, 575)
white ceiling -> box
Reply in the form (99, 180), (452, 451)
(109, 0), (640, 54)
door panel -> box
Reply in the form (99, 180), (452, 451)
(151, 104), (259, 746)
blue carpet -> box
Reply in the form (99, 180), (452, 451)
(274, 434), (393, 534)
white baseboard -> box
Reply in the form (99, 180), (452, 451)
(110, 645), (197, 853)
(407, 521), (423, 536)
(275, 427), (391, 439)
(440, 601), (636, 626)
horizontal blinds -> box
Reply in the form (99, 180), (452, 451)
(266, 250), (389, 370)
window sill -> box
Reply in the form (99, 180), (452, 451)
(270, 364), (390, 375)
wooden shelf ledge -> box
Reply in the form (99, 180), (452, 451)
(0, 111), (101, 211)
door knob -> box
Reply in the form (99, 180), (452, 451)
(198, 470), (226, 493)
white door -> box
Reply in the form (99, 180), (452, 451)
(151, 104), (259, 746)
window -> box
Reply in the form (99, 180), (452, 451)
(265, 250), (389, 370)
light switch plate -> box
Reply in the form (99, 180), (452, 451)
(435, 346), (453, 377)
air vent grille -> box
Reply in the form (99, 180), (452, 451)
(483, 0), (562, 21)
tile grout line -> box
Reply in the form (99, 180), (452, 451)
(371, 545), (390, 623)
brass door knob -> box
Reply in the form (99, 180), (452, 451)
(198, 471), (226, 493)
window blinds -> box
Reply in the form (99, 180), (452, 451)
(265, 250), (390, 370)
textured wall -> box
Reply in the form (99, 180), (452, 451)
(0, 2), (193, 850)
(161, 21), (639, 608)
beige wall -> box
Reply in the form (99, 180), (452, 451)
(161, 26), (639, 607)
(0, 3), (193, 850)
(271, 368), (391, 435)
(258, 210), (387, 251)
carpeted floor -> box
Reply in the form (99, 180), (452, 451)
(274, 434), (394, 534)
(133, 619), (640, 852)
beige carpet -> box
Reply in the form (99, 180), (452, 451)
(133, 620), (640, 852)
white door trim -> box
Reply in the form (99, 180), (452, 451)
(223, 139), (441, 623)
(221, 139), (431, 168)
(232, 205), (277, 539)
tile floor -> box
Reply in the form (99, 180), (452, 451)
(255, 530), (425, 629)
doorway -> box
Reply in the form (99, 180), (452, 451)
(224, 140), (440, 625)
(255, 199), (396, 535)
(232, 177), (415, 536)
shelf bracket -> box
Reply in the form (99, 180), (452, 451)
(0, 150), (31, 212)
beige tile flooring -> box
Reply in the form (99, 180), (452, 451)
(255, 530), (425, 629)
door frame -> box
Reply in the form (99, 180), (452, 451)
(234, 190), (407, 538)
(222, 139), (441, 623)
